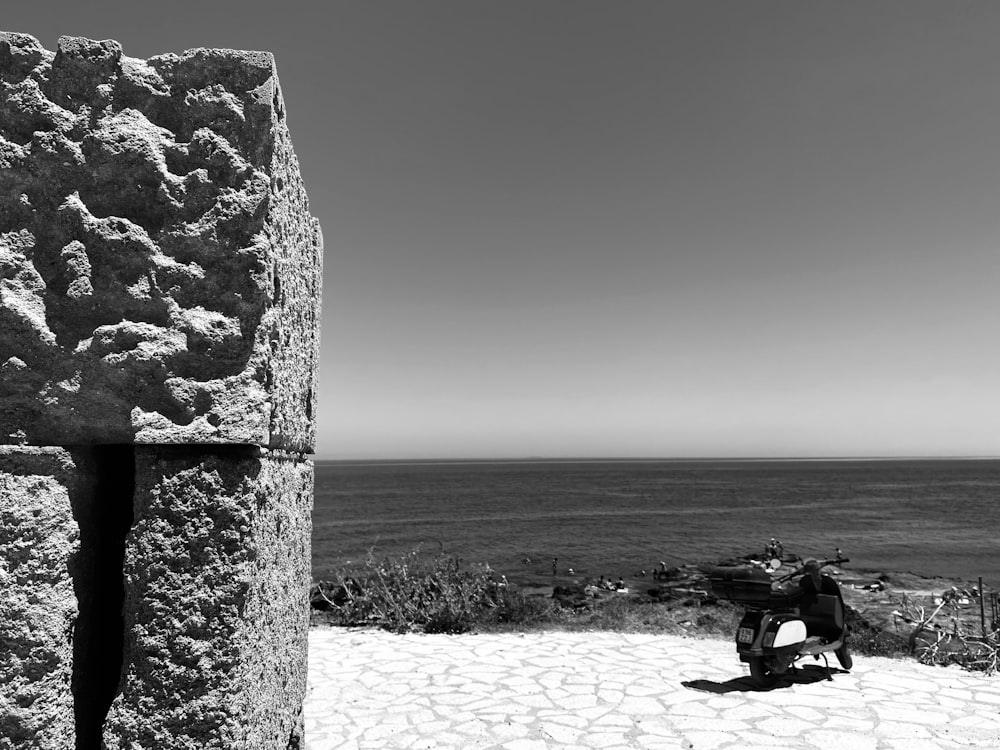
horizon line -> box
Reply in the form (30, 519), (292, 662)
(314, 455), (1000, 465)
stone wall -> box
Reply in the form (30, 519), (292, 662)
(0, 32), (320, 749)
(0, 447), (90, 749)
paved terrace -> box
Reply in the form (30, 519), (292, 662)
(305, 627), (1000, 749)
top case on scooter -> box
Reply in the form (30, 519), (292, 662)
(708, 566), (772, 607)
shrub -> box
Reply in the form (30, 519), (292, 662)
(887, 593), (1000, 673)
(312, 547), (548, 633)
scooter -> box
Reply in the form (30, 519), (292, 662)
(709, 553), (853, 683)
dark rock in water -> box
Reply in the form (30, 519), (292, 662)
(652, 566), (682, 581)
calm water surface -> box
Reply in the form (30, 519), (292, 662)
(312, 459), (1000, 588)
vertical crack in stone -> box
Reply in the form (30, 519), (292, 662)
(71, 445), (135, 749)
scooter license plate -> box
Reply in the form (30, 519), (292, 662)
(737, 627), (754, 644)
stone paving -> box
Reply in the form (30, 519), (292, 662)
(304, 627), (1000, 749)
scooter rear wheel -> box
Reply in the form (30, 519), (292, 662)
(748, 656), (771, 684)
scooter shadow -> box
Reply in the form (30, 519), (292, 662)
(682, 665), (850, 694)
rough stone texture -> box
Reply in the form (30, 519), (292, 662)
(0, 446), (88, 750)
(1, 31), (319, 748)
(0, 32), (322, 451)
(103, 447), (312, 749)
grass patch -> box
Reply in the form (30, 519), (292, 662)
(536, 589), (745, 637)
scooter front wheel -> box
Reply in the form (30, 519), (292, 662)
(835, 642), (853, 670)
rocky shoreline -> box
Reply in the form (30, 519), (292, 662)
(537, 549), (996, 658)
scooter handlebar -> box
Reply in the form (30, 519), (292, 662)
(774, 556), (849, 582)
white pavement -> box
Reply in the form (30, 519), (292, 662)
(304, 627), (1000, 749)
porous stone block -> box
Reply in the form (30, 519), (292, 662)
(0, 446), (88, 750)
(0, 32), (322, 451)
(103, 447), (312, 749)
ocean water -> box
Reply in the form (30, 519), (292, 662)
(312, 459), (1000, 589)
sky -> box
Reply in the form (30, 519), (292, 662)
(7, 2), (1000, 459)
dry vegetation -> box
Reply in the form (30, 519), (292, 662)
(310, 547), (999, 674)
(310, 547), (744, 637)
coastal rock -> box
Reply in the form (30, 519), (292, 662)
(103, 448), (312, 749)
(0, 446), (90, 750)
(0, 32), (322, 451)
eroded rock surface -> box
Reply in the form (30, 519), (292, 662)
(103, 447), (311, 749)
(0, 33), (321, 450)
(0, 446), (90, 750)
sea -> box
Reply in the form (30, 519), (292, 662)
(312, 459), (1000, 591)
